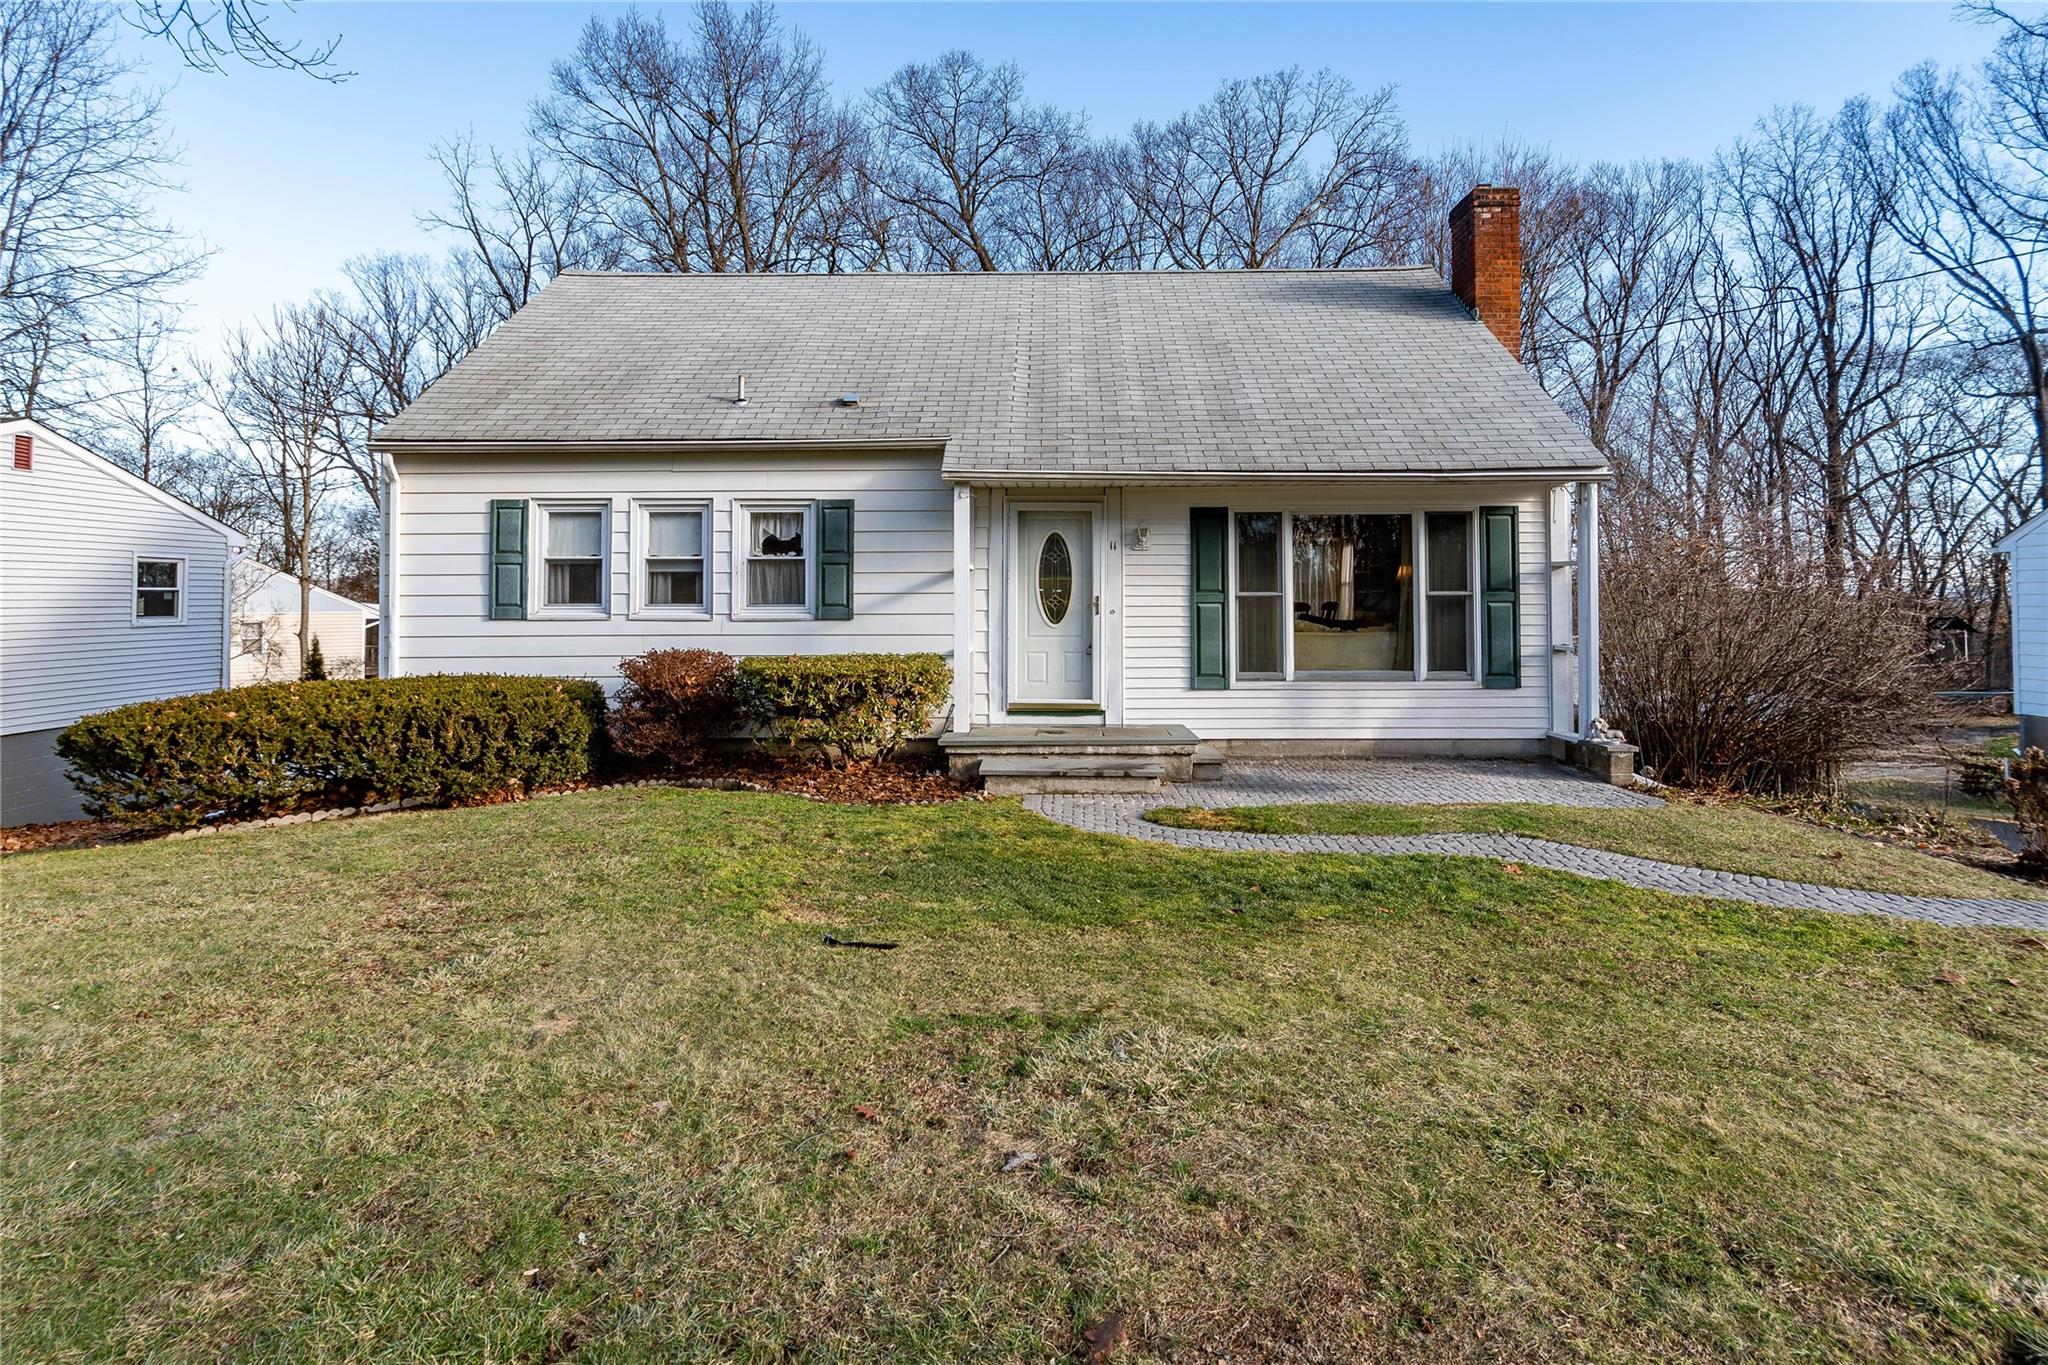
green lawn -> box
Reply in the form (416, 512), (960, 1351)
(5, 789), (2047, 1362)
(1146, 797), (2045, 900)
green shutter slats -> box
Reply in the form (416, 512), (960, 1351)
(1190, 506), (1229, 690)
(1479, 505), (1519, 688)
(816, 499), (854, 620)
(488, 499), (528, 621)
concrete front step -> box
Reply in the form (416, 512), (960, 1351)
(940, 723), (1205, 784)
(1193, 744), (1227, 782)
(977, 755), (1166, 796)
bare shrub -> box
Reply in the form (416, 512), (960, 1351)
(2007, 748), (2048, 867)
(1603, 535), (1935, 793)
(607, 649), (737, 767)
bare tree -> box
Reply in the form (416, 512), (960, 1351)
(90, 301), (200, 481)
(1547, 160), (1705, 461)
(1875, 9), (2048, 507)
(1724, 102), (1927, 585)
(327, 252), (476, 506)
(533, 2), (855, 273)
(1121, 67), (1408, 269)
(422, 135), (620, 323)
(212, 304), (352, 670)
(127, 0), (347, 80)
(1, 0), (202, 418)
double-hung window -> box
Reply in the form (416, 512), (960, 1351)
(537, 503), (608, 612)
(1424, 511), (1474, 676)
(634, 502), (708, 615)
(736, 502), (811, 617)
(134, 557), (183, 622)
(1233, 513), (1284, 677)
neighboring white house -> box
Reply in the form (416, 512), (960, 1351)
(1995, 511), (2048, 751)
(231, 564), (378, 684)
(370, 188), (1614, 786)
(0, 417), (246, 824)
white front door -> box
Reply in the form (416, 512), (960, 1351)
(1014, 509), (1095, 705)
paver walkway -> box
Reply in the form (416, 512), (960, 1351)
(1025, 760), (2048, 931)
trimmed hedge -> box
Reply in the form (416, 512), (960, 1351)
(57, 675), (606, 827)
(736, 653), (951, 763)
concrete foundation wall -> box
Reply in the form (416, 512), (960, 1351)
(1208, 737), (1548, 760)
(2, 728), (87, 826)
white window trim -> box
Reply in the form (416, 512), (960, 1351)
(1421, 508), (1478, 681)
(132, 554), (186, 625)
(1225, 507), (1492, 686)
(629, 498), (712, 620)
(531, 500), (612, 618)
(732, 500), (814, 621)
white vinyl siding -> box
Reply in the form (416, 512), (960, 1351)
(1, 422), (238, 738)
(231, 609), (376, 684)
(389, 449), (953, 683)
(1115, 482), (1556, 741)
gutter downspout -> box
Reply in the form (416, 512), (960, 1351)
(379, 453), (400, 679)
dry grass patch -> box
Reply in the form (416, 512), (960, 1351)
(4, 788), (2045, 1361)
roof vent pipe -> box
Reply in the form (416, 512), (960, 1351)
(734, 373), (747, 407)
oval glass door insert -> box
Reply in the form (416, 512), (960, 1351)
(1038, 532), (1073, 624)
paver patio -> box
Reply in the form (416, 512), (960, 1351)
(1027, 759), (2048, 930)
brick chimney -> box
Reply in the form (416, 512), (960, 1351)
(1450, 184), (1522, 360)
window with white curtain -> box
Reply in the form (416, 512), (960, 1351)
(538, 503), (607, 610)
(636, 503), (707, 613)
(736, 502), (810, 615)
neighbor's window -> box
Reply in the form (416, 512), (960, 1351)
(135, 558), (183, 621)
(641, 505), (707, 611)
(239, 622), (266, 654)
(738, 503), (810, 614)
(1234, 513), (1284, 677)
(1424, 511), (1473, 676)
(1292, 514), (1412, 674)
(540, 504), (607, 609)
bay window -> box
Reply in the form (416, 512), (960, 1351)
(1229, 508), (1481, 681)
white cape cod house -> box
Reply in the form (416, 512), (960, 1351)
(371, 188), (1612, 786)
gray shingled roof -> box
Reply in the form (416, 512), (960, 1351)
(372, 268), (1606, 481)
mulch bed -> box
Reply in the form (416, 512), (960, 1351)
(1, 818), (138, 855)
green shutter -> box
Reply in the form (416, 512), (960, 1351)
(816, 499), (854, 620)
(488, 499), (528, 621)
(1190, 506), (1229, 690)
(1479, 505), (1519, 688)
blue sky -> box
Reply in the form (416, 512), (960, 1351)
(122, 2), (2007, 345)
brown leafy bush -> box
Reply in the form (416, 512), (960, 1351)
(608, 649), (738, 766)
(2007, 747), (2048, 866)
(1602, 536), (1934, 793)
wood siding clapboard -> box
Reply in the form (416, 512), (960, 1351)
(1117, 483), (1556, 740)
(393, 451), (950, 683)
